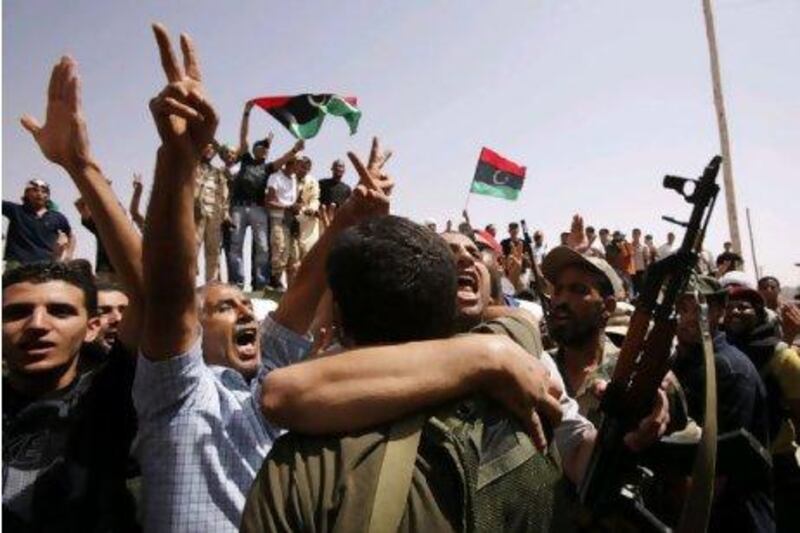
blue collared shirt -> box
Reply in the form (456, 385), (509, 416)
(132, 315), (311, 532)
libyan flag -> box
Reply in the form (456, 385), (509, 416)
(250, 94), (361, 140)
(470, 147), (526, 201)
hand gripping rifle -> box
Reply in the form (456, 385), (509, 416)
(578, 156), (722, 531)
(521, 219), (555, 349)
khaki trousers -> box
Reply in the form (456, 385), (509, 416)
(196, 212), (223, 282)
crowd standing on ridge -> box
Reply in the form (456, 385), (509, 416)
(3, 24), (799, 533)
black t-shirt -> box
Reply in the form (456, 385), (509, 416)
(81, 217), (114, 274)
(318, 178), (352, 207)
(716, 251), (743, 267)
(2, 343), (139, 532)
(229, 154), (275, 207)
(2, 201), (72, 264)
(500, 237), (533, 259)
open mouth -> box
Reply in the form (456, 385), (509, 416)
(234, 325), (259, 359)
(19, 339), (57, 356)
(457, 269), (479, 303)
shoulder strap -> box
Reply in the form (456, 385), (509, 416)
(676, 298), (718, 533)
(368, 415), (425, 533)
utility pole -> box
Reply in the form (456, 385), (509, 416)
(702, 0), (743, 254)
(746, 207), (760, 283)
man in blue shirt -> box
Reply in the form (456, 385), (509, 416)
(3, 179), (73, 266)
(672, 275), (774, 533)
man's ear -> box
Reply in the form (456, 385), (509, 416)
(603, 296), (617, 317)
(331, 301), (353, 348)
(84, 315), (103, 343)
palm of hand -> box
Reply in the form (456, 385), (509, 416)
(21, 56), (93, 172)
(37, 101), (90, 168)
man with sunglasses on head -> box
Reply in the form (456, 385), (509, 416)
(3, 179), (74, 268)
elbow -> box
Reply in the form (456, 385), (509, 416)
(260, 368), (302, 428)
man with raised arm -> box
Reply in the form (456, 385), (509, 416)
(4, 55), (144, 531)
(132, 26), (405, 532)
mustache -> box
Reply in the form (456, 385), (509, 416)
(551, 303), (575, 319)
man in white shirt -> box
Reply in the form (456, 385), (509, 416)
(266, 157), (299, 290)
(657, 231), (677, 258)
(631, 228), (649, 296)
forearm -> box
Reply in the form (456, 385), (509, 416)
(70, 163), (143, 297)
(141, 147), (199, 359)
(129, 188), (145, 229)
(239, 108), (250, 148)
(261, 334), (503, 434)
(272, 214), (347, 333)
(270, 146), (300, 170)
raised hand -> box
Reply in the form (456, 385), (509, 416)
(149, 23), (218, 161)
(319, 203), (337, 231)
(781, 303), (800, 344)
(483, 335), (563, 451)
(339, 137), (394, 225)
(21, 56), (94, 174)
(567, 214), (588, 250)
(132, 172), (143, 190)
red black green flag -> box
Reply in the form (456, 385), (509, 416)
(251, 94), (361, 140)
(470, 147), (526, 201)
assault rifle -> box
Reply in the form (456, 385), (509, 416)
(520, 219), (554, 349)
(579, 156), (722, 531)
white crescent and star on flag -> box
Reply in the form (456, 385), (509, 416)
(492, 170), (511, 186)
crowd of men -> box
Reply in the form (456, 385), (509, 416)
(3, 24), (799, 533)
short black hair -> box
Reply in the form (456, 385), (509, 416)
(96, 277), (126, 294)
(508, 222), (519, 230)
(757, 276), (780, 289)
(252, 138), (270, 150)
(3, 261), (98, 315)
(586, 226), (596, 233)
(327, 215), (458, 345)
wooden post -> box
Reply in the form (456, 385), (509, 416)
(746, 207), (760, 282)
(702, 0), (743, 255)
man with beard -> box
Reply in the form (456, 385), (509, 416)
(244, 216), (580, 532)
(724, 286), (800, 531)
(540, 246), (627, 425)
(244, 227), (669, 531)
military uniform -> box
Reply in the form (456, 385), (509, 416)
(551, 336), (620, 427)
(194, 161), (228, 282)
(241, 316), (578, 532)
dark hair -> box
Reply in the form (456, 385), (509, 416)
(509, 222), (519, 230)
(96, 277), (126, 294)
(757, 276), (780, 290)
(253, 138), (270, 151)
(599, 228), (609, 235)
(3, 261), (98, 315)
(327, 215), (457, 345)
(586, 226), (596, 233)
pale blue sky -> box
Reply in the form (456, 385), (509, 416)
(3, 0), (798, 285)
